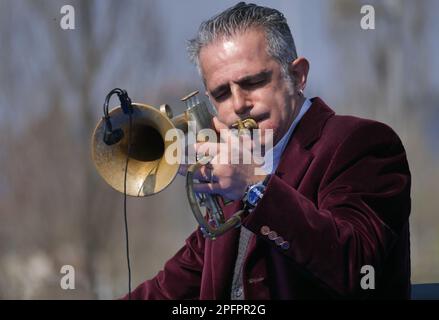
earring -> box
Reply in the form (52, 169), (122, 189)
(298, 89), (304, 96)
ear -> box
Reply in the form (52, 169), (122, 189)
(289, 57), (310, 91)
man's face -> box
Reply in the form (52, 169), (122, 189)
(199, 28), (298, 146)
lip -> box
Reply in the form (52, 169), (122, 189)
(252, 114), (270, 126)
(229, 114), (270, 129)
(243, 114), (269, 123)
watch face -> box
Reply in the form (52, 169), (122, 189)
(247, 184), (265, 207)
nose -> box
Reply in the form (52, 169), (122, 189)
(230, 85), (252, 115)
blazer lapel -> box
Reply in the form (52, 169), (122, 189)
(244, 97), (335, 271)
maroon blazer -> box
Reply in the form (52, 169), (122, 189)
(126, 97), (411, 299)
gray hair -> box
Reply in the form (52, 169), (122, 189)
(187, 2), (298, 79)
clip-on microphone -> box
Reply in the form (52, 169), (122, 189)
(102, 88), (133, 145)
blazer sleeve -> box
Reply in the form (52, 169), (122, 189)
(242, 121), (411, 296)
(122, 228), (205, 299)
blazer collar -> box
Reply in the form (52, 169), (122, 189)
(291, 97), (335, 149)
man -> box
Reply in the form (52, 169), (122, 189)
(126, 2), (411, 299)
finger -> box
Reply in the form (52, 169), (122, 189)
(178, 164), (188, 176)
(192, 182), (220, 194)
(212, 117), (237, 144)
(186, 163), (215, 182)
(194, 142), (220, 158)
(196, 164), (215, 182)
(217, 126), (235, 144)
(238, 131), (256, 150)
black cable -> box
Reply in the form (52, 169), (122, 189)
(124, 112), (133, 300)
(103, 88), (122, 117)
(102, 88), (133, 299)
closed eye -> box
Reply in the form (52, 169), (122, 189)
(238, 71), (272, 90)
(213, 89), (231, 102)
(210, 70), (272, 101)
(240, 78), (268, 90)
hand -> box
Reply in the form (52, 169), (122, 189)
(179, 117), (267, 201)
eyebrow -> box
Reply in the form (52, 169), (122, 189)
(209, 70), (272, 97)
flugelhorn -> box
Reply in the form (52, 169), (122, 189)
(91, 89), (257, 239)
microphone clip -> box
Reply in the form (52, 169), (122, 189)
(102, 88), (133, 146)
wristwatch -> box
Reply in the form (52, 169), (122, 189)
(243, 175), (271, 209)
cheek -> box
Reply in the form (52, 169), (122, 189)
(215, 106), (236, 126)
(261, 105), (286, 143)
(266, 105), (283, 127)
(255, 86), (288, 114)
(217, 107), (231, 121)
(265, 119), (280, 132)
(257, 118), (279, 140)
(270, 92), (292, 123)
(255, 121), (277, 148)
